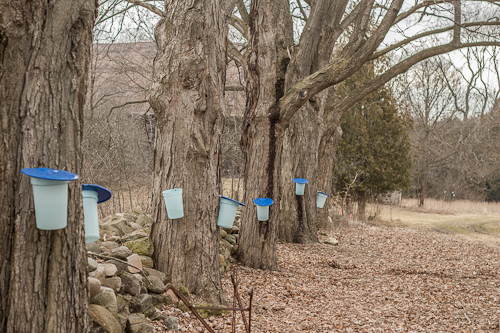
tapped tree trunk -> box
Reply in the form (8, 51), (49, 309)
(278, 104), (320, 244)
(149, 1), (232, 304)
(0, 1), (96, 331)
(237, 0), (293, 270)
(316, 125), (343, 229)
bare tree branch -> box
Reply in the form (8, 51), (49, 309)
(236, 0), (250, 25)
(107, 100), (150, 118)
(122, 0), (164, 17)
(230, 14), (249, 40)
(297, 0), (308, 20)
(371, 22), (500, 60)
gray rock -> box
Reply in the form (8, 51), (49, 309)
(231, 226), (240, 234)
(119, 272), (141, 297)
(219, 229), (227, 238)
(99, 223), (121, 237)
(324, 237), (339, 246)
(123, 212), (138, 222)
(127, 253), (143, 274)
(143, 268), (166, 284)
(124, 238), (154, 257)
(145, 275), (166, 294)
(90, 326), (107, 333)
(220, 254), (225, 267)
(105, 259), (128, 275)
(129, 294), (156, 317)
(150, 294), (166, 308)
(91, 287), (118, 315)
(139, 255), (153, 268)
(88, 257), (98, 272)
(149, 312), (167, 322)
(88, 277), (101, 299)
(129, 222), (142, 230)
(132, 273), (143, 283)
(102, 276), (122, 293)
(89, 265), (106, 284)
(135, 213), (152, 227)
(126, 313), (150, 333)
(231, 245), (238, 256)
(101, 263), (118, 277)
(116, 294), (132, 313)
(163, 316), (179, 331)
(87, 242), (101, 254)
(115, 311), (128, 331)
(110, 246), (133, 260)
(89, 304), (122, 333)
(101, 241), (120, 250)
(106, 218), (134, 236)
(122, 230), (149, 242)
(220, 239), (232, 249)
(224, 234), (237, 245)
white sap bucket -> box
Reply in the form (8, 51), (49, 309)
(83, 189), (99, 243)
(217, 196), (246, 228)
(293, 178), (308, 195)
(82, 184), (112, 243)
(21, 167), (79, 230)
(316, 191), (330, 208)
(253, 198), (273, 221)
(162, 188), (184, 219)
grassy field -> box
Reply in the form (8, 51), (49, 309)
(375, 198), (500, 247)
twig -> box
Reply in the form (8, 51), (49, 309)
(465, 312), (471, 324)
(88, 251), (153, 285)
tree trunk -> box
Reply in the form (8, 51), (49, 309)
(0, 1), (96, 331)
(149, 1), (231, 304)
(278, 104), (320, 244)
(419, 169), (426, 207)
(316, 125), (343, 228)
(357, 190), (367, 221)
(277, 0), (342, 244)
(237, 0), (293, 269)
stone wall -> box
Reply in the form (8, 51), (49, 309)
(87, 209), (241, 332)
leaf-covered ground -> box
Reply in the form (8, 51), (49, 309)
(156, 223), (500, 332)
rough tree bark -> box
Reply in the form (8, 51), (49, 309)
(238, 0), (293, 269)
(149, 0), (233, 303)
(357, 190), (367, 221)
(278, 0), (347, 243)
(316, 125), (342, 228)
(0, 0), (96, 331)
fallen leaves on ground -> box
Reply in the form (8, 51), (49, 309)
(155, 223), (500, 332)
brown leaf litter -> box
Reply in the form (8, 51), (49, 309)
(153, 223), (500, 332)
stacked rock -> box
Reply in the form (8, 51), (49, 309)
(87, 209), (242, 332)
(87, 211), (178, 332)
(219, 209), (241, 274)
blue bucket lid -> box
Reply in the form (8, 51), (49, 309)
(220, 195), (246, 206)
(82, 184), (112, 203)
(318, 191), (331, 197)
(21, 167), (79, 181)
(253, 198), (273, 206)
(293, 178), (308, 184)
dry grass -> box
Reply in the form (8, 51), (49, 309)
(400, 198), (500, 214)
(374, 198), (500, 247)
